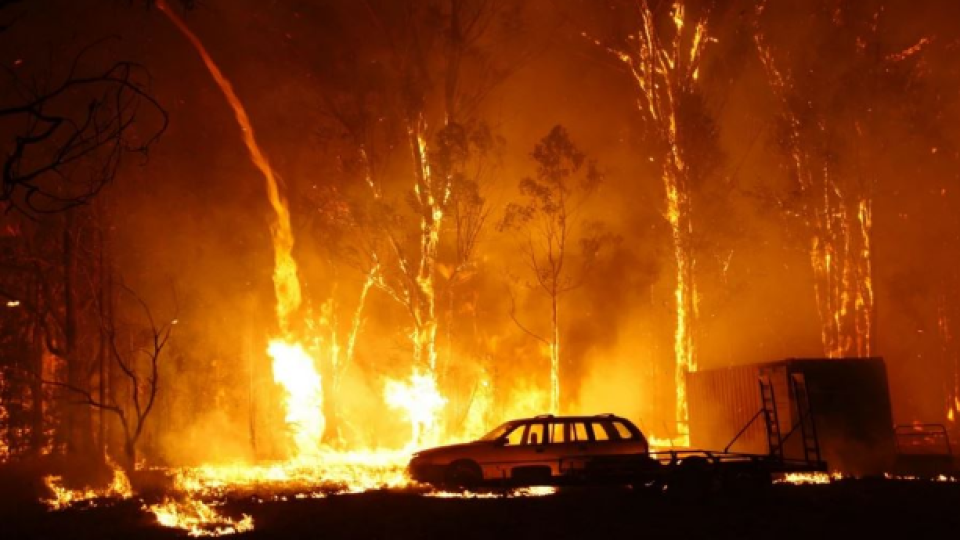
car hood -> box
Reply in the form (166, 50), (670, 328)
(413, 440), (491, 459)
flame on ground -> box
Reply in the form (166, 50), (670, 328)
(426, 486), (557, 498)
(43, 455), (132, 510)
(776, 472), (843, 485)
(168, 450), (412, 497)
(148, 499), (253, 537)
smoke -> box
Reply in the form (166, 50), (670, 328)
(4, 0), (960, 465)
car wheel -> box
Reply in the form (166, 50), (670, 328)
(444, 460), (483, 489)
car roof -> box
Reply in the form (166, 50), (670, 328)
(514, 413), (631, 422)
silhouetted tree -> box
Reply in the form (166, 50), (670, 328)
(501, 125), (610, 414)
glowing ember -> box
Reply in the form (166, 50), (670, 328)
(269, 340), (325, 459)
(426, 486), (557, 499)
(148, 499), (253, 537)
(776, 472), (842, 485)
(385, 370), (447, 448)
(883, 473), (959, 483)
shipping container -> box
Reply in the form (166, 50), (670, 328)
(687, 357), (896, 475)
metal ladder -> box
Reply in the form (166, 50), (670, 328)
(790, 373), (822, 464)
(759, 375), (783, 459)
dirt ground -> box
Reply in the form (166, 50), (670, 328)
(4, 480), (960, 539)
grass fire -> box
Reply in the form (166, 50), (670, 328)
(2, 1), (960, 538)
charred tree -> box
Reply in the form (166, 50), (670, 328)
(0, 43), (167, 216)
(44, 282), (175, 470)
(753, 0), (929, 359)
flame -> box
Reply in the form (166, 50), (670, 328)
(157, 0), (326, 464)
(461, 373), (494, 440)
(148, 499), (253, 537)
(385, 370), (447, 448)
(754, 4), (874, 359)
(884, 474), (959, 483)
(168, 450), (411, 496)
(0, 371), (8, 462)
(426, 486), (557, 498)
(776, 472), (842, 485)
(156, 0), (301, 332)
(605, 1), (705, 442)
(268, 341), (325, 458)
(647, 435), (685, 450)
(43, 455), (132, 510)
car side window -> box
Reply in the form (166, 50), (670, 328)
(590, 421), (611, 441)
(549, 422), (567, 444)
(526, 422), (545, 446)
(611, 420), (636, 440)
(570, 422), (589, 442)
(504, 424), (525, 446)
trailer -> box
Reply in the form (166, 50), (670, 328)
(556, 372), (828, 493)
(687, 357), (895, 476)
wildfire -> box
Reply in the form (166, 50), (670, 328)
(385, 370), (448, 448)
(157, 0), (326, 465)
(168, 451), (411, 497)
(426, 486), (557, 498)
(43, 456), (133, 510)
(600, 0), (709, 444)
(753, 0), (875, 359)
(148, 499), (253, 537)
(776, 472), (842, 485)
(269, 340), (325, 459)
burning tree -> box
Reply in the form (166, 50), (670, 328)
(311, 0), (520, 445)
(752, 0), (931, 359)
(501, 125), (607, 415)
(591, 0), (712, 439)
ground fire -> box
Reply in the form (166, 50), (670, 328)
(2, 1), (960, 538)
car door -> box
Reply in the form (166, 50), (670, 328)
(481, 421), (527, 481)
(584, 418), (650, 476)
(554, 420), (595, 477)
(484, 420), (556, 483)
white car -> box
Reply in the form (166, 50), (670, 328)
(409, 414), (654, 487)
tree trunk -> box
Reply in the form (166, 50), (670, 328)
(664, 160), (698, 440)
(409, 119), (441, 375)
(63, 210), (92, 458)
(31, 279), (44, 456)
(550, 289), (560, 415)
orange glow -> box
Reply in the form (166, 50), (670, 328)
(776, 472), (842, 485)
(156, 0), (302, 334)
(754, 4), (874, 359)
(268, 341), (324, 458)
(43, 456), (132, 510)
(385, 370), (448, 448)
(147, 499), (253, 537)
(606, 0), (707, 442)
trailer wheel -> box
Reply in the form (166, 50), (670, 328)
(721, 467), (772, 495)
(667, 457), (716, 500)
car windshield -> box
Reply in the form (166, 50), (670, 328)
(478, 421), (517, 441)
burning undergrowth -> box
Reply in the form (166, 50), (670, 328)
(41, 452), (559, 536)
